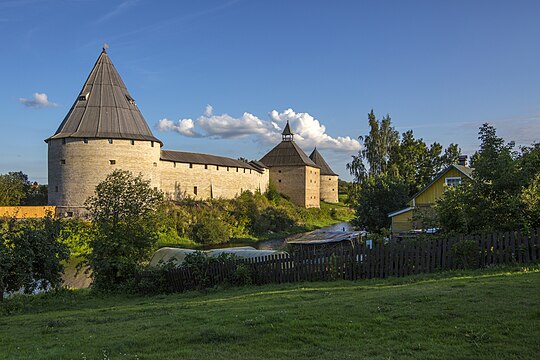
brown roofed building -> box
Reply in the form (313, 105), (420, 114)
(260, 122), (321, 208)
(309, 148), (339, 203)
(46, 47), (268, 217)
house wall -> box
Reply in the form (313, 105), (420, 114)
(320, 175), (338, 203)
(391, 209), (414, 234)
(159, 161), (268, 200)
(48, 138), (161, 216)
(415, 167), (467, 205)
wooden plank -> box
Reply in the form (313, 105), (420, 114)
(531, 228), (539, 262)
(523, 230), (531, 264)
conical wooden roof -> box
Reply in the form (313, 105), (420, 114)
(46, 48), (161, 144)
(260, 141), (319, 168)
(309, 148), (337, 176)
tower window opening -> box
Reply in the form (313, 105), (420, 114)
(151, 141), (154, 147)
(189, 163), (193, 168)
(60, 159), (65, 165)
(173, 162), (176, 168)
(108, 139), (113, 144)
(83, 138), (88, 144)
(131, 140), (135, 145)
(193, 186), (198, 195)
(55, 186), (58, 192)
(278, 179), (282, 183)
(66, 212), (73, 218)
(109, 160), (116, 165)
(153, 162), (157, 167)
(243, 168), (246, 173)
(236, 167), (238, 172)
(125, 94), (136, 106)
(78, 93), (89, 101)
(205, 164), (208, 170)
(62, 138), (66, 145)
(216, 166), (219, 171)
(227, 167), (229, 171)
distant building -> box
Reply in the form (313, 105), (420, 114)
(260, 122), (321, 208)
(45, 48), (339, 216)
(309, 148), (339, 203)
(388, 157), (473, 235)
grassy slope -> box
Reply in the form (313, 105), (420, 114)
(2, 265), (539, 360)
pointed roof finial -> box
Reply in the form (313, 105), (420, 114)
(282, 120), (294, 141)
(102, 42), (109, 52)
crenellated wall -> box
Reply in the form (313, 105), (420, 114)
(159, 160), (268, 200)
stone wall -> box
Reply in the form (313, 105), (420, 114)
(304, 166), (321, 208)
(159, 160), (269, 200)
(269, 166), (320, 208)
(48, 138), (161, 216)
(320, 175), (339, 203)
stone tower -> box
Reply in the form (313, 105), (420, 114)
(309, 148), (339, 203)
(45, 47), (162, 217)
(260, 122), (320, 208)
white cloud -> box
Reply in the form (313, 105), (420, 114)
(19, 92), (58, 108)
(156, 118), (200, 137)
(155, 106), (361, 153)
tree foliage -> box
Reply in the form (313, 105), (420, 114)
(0, 171), (48, 206)
(85, 170), (164, 290)
(436, 124), (540, 234)
(0, 216), (69, 301)
(347, 110), (461, 232)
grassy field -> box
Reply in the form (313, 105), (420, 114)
(2, 265), (539, 359)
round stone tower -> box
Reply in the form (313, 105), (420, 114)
(45, 47), (162, 217)
(309, 148), (339, 203)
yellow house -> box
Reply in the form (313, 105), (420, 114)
(0, 206), (56, 219)
(388, 163), (473, 235)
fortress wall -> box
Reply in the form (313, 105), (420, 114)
(159, 161), (269, 201)
(304, 166), (320, 208)
(269, 166), (319, 208)
(48, 138), (161, 213)
(320, 175), (339, 203)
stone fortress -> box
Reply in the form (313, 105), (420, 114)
(46, 48), (339, 217)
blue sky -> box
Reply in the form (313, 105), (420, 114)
(1, 0), (539, 183)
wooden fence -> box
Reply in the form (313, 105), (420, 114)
(159, 229), (540, 292)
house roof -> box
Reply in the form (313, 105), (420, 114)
(259, 140), (320, 168)
(409, 164), (474, 202)
(46, 48), (162, 144)
(309, 148), (338, 176)
(161, 150), (263, 172)
(388, 207), (414, 218)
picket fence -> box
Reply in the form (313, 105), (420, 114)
(161, 229), (540, 292)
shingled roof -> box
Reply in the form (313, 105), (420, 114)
(46, 48), (162, 144)
(161, 150), (263, 172)
(309, 148), (338, 176)
(260, 141), (319, 168)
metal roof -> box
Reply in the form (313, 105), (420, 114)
(46, 48), (162, 144)
(287, 231), (364, 245)
(260, 141), (320, 168)
(309, 148), (338, 176)
(161, 150), (263, 172)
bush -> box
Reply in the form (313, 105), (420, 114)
(191, 215), (230, 245)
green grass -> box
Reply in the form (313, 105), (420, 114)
(2, 265), (539, 359)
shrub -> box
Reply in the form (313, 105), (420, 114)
(191, 215), (230, 245)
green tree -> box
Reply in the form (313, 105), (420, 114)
(0, 217), (69, 301)
(85, 170), (164, 290)
(351, 174), (409, 232)
(0, 172), (28, 206)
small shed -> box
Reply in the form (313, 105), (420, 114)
(287, 231), (365, 255)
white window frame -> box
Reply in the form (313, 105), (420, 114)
(445, 177), (462, 186)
